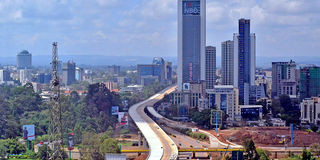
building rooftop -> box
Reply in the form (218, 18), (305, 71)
(18, 50), (31, 55)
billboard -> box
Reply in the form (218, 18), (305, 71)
(183, 1), (200, 15)
(112, 106), (119, 115)
(22, 125), (35, 141)
(183, 83), (190, 90)
(118, 112), (128, 126)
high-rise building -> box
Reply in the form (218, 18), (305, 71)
(137, 64), (163, 85)
(107, 65), (120, 75)
(221, 40), (234, 85)
(233, 19), (256, 105)
(271, 60), (297, 99)
(178, 0), (206, 91)
(0, 69), (11, 82)
(19, 69), (31, 84)
(62, 61), (76, 86)
(153, 57), (165, 65)
(205, 46), (216, 89)
(137, 57), (172, 85)
(37, 73), (51, 84)
(164, 61), (173, 84)
(299, 66), (320, 101)
(17, 50), (32, 69)
(75, 67), (84, 81)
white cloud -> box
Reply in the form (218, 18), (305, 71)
(94, 31), (107, 40)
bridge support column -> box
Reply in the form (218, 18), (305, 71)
(143, 137), (147, 148)
(138, 131), (141, 147)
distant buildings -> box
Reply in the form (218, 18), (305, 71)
(37, 73), (51, 84)
(105, 81), (118, 92)
(299, 66), (320, 100)
(0, 69), (11, 82)
(62, 61), (76, 86)
(17, 50), (32, 69)
(271, 60), (297, 99)
(75, 67), (84, 81)
(221, 40), (234, 85)
(300, 97), (320, 126)
(233, 19), (256, 105)
(205, 46), (216, 89)
(177, 0), (206, 91)
(107, 65), (120, 75)
(137, 57), (172, 86)
(19, 69), (31, 84)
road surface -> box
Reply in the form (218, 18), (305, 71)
(129, 86), (178, 160)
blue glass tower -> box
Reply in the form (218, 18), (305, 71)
(235, 19), (256, 105)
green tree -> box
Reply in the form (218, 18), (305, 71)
(5, 138), (26, 155)
(301, 149), (314, 160)
(256, 148), (270, 160)
(310, 143), (320, 158)
(243, 139), (260, 160)
(0, 139), (8, 158)
(191, 109), (211, 128)
(36, 145), (50, 160)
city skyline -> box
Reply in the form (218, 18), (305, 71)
(0, 0), (319, 59)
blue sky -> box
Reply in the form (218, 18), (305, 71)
(0, 0), (319, 58)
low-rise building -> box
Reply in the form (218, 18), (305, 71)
(206, 85), (240, 122)
(300, 97), (320, 126)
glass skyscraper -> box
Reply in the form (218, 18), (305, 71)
(233, 19), (256, 105)
(300, 66), (320, 101)
(178, 0), (206, 91)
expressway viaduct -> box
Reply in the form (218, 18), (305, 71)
(128, 86), (178, 160)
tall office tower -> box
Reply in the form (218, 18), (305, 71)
(75, 67), (84, 81)
(271, 60), (297, 99)
(62, 61), (76, 86)
(221, 40), (234, 85)
(17, 50), (32, 69)
(178, 0), (206, 91)
(299, 66), (320, 101)
(0, 69), (10, 82)
(205, 46), (216, 89)
(233, 19), (256, 105)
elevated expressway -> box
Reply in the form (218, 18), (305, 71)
(129, 86), (178, 160)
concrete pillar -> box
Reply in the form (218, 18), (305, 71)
(143, 137), (147, 148)
(138, 131), (141, 147)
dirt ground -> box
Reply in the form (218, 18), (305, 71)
(223, 127), (320, 147)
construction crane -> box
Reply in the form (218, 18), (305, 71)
(49, 42), (64, 159)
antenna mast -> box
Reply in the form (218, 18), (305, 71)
(49, 42), (64, 159)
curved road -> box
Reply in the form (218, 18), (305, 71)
(129, 86), (178, 160)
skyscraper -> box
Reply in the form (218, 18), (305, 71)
(233, 19), (256, 105)
(178, 0), (206, 91)
(271, 61), (297, 99)
(205, 46), (216, 89)
(17, 50), (32, 69)
(62, 61), (76, 86)
(299, 66), (320, 101)
(221, 40), (234, 85)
